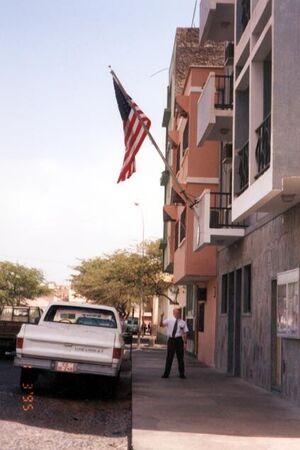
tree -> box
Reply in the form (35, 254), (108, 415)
(71, 240), (176, 315)
(0, 261), (51, 306)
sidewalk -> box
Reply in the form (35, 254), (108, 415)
(132, 347), (300, 450)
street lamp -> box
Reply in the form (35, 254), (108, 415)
(134, 202), (145, 348)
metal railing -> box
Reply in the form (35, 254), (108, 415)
(237, 141), (249, 194)
(215, 75), (233, 109)
(255, 113), (271, 178)
(209, 192), (246, 228)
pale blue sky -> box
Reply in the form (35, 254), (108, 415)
(0, 0), (197, 283)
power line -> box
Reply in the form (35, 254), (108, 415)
(150, 67), (168, 78)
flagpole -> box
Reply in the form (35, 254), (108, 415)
(109, 67), (196, 208)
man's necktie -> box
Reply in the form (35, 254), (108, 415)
(172, 319), (178, 338)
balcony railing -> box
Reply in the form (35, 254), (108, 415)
(241, 0), (250, 32)
(209, 192), (245, 228)
(215, 75), (233, 109)
(255, 113), (271, 179)
(237, 141), (249, 195)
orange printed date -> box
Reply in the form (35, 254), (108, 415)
(21, 383), (35, 412)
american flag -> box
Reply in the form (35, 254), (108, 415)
(113, 78), (151, 183)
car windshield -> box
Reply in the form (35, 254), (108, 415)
(44, 305), (117, 329)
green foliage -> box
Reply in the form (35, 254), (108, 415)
(0, 261), (50, 306)
(71, 240), (172, 314)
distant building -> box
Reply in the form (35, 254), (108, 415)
(160, 27), (224, 366)
(26, 282), (86, 309)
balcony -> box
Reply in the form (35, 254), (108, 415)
(193, 190), (246, 250)
(232, 112), (300, 221)
(236, 141), (249, 196)
(197, 74), (233, 146)
(199, 0), (234, 45)
(255, 113), (271, 179)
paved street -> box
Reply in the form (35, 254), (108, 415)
(132, 347), (300, 450)
(0, 357), (131, 450)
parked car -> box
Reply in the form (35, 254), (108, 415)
(14, 302), (125, 389)
(126, 316), (139, 334)
(0, 306), (41, 355)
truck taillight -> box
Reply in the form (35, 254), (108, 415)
(113, 347), (122, 359)
(16, 338), (24, 349)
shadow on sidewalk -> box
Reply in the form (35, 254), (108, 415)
(132, 347), (300, 440)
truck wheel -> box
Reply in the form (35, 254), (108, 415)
(20, 368), (39, 392)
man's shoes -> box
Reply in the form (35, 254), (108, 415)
(179, 375), (186, 379)
(161, 374), (169, 378)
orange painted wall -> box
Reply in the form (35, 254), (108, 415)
(173, 207), (217, 284)
(171, 66), (223, 284)
(197, 278), (217, 367)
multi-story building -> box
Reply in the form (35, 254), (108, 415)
(160, 28), (224, 366)
(195, 0), (300, 405)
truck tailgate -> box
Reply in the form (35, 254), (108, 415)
(20, 323), (116, 364)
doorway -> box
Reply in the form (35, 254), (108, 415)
(234, 269), (242, 376)
(227, 271), (235, 373)
(227, 269), (242, 375)
(271, 279), (282, 391)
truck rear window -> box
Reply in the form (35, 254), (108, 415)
(0, 306), (41, 324)
(44, 305), (117, 329)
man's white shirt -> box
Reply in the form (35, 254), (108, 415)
(163, 317), (188, 338)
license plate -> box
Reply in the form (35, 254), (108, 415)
(55, 361), (76, 372)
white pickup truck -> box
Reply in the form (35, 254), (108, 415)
(14, 302), (124, 389)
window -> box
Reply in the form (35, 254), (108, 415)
(174, 209), (186, 250)
(176, 147), (180, 173)
(221, 274), (228, 314)
(44, 305), (117, 329)
(277, 268), (300, 338)
(179, 208), (186, 243)
(182, 120), (189, 155)
(174, 221), (179, 250)
(243, 264), (252, 313)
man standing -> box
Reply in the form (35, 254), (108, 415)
(160, 308), (188, 379)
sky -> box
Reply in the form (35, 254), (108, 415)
(0, 0), (198, 283)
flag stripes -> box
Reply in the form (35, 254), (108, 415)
(113, 78), (151, 183)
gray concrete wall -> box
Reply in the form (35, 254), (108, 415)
(272, 0), (300, 187)
(216, 201), (300, 404)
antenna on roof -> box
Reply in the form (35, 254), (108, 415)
(191, 0), (197, 27)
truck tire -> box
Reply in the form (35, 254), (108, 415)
(20, 368), (39, 392)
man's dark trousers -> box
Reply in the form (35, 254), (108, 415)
(163, 337), (185, 377)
